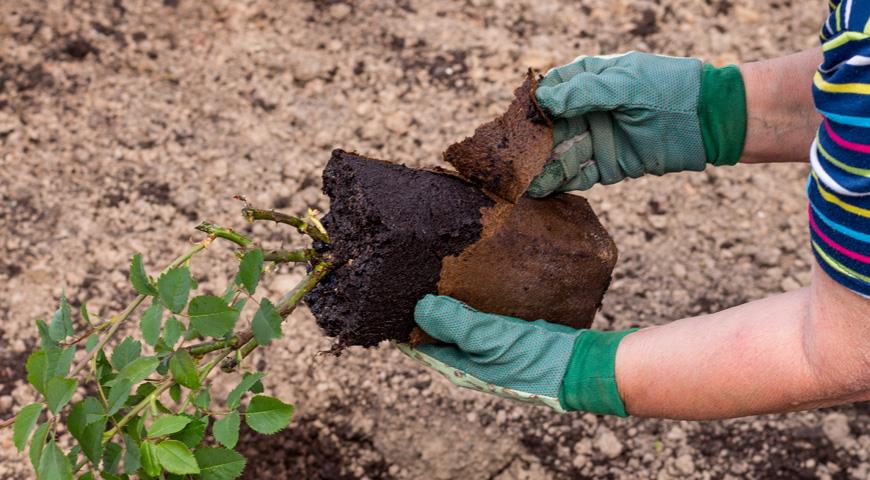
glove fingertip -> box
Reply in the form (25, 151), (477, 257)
(413, 295), (472, 341)
(526, 183), (554, 198)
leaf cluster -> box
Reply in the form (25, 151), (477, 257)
(10, 211), (326, 480)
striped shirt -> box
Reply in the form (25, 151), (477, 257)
(809, 0), (870, 297)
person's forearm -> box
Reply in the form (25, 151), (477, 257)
(614, 264), (870, 420)
(738, 48), (821, 164)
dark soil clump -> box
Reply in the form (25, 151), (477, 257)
(305, 150), (492, 347)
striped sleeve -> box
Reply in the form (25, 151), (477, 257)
(809, 0), (870, 297)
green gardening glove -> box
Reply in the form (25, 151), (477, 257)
(396, 295), (637, 415)
(527, 51), (747, 196)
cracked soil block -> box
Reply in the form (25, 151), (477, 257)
(443, 70), (553, 203)
(305, 150), (617, 347)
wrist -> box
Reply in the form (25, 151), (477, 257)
(698, 64), (747, 167)
(737, 49), (821, 164)
(558, 328), (638, 416)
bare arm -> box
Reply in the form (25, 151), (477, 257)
(739, 48), (822, 164)
(615, 264), (870, 419)
(612, 49), (870, 419)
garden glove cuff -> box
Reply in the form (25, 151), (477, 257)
(528, 52), (746, 196)
(397, 294), (637, 416)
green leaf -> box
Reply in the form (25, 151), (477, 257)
(37, 439), (72, 480)
(128, 383), (156, 407)
(36, 319), (57, 349)
(112, 356), (160, 387)
(45, 377), (76, 414)
(140, 302), (164, 347)
(106, 379), (132, 416)
(68, 397), (106, 465)
(157, 354), (171, 376)
(80, 303), (93, 326)
(227, 372), (265, 409)
(84, 333), (99, 352)
(237, 248), (264, 295)
(147, 415), (192, 438)
(111, 337), (141, 371)
(251, 299), (283, 346)
(188, 296), (240, 337)
(130, 253), (158, 296)
(123, 433), (141, 474)
(25, 347), (74, 397)
(29, 421), (50, 469)
(212, 411), (240, 449)
(244, 395), (294, 435)
(169, 383), (182, 403)
(65, 443), (81, 466)
(155, 439), (199, 475)
(95, 349), (114, 384)
(158, 267), (191, 314)
(193, 389), (211, 410)
(47, 346), (75, 378)
(102, 441), (122, 474)
(26, 351), (49, 395)
(125, 415), (146, 443)
(250, 379), (264, 394)
(195, 447), (246, 480)
(169, 349), (200, 389)
(163, 316), (185, 347)
(172, 415), (207, 449)
(49, 294), (74, 342)
(221, 284), (237, 304)
(13, 403), (43, 452)
(232, 297), (247, 313)
(140, 440), (161, 477)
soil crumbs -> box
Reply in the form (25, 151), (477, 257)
(1, 1), (867, 479)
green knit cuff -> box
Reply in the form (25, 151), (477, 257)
(699, 64), (747, 167)
(558, 328), (638, 416)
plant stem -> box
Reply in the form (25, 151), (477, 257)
(186, 331), (252, 356)
(102, 379), (173, 444)
(196, 222), (253, 248)
(264, 248), (317, 263)
(221, 262), (331, 372)
(242, 207), (330, 244)
(101, 344), (236, 446)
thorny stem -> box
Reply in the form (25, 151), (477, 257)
(264, 248), (318, 264)
(102, 379), (173, 444)
(186, 331), (253, 357)
(196, 222), (253, 248)
(242, 207), (330, 244)
(221, 261), (331, 372)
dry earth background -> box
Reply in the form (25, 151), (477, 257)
(0, 0), (868, 478)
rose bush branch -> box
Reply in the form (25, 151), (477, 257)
(3, 202), (331, 480)
(241, 206), (330, 244)
(221, 261), (331, 373)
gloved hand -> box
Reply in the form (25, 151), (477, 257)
(396, 295), (637, 415)
(527, 51), (747, 196)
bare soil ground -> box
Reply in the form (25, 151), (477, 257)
(0, 0), (867, 478)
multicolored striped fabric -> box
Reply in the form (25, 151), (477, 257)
(810, 0), (870, 297)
